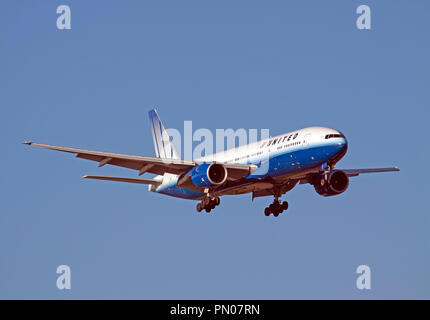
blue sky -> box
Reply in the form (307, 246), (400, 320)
(1, 0), (429, 299)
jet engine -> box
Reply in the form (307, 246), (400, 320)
(190, 163), (228, 188)
(313, 170), (349, 197)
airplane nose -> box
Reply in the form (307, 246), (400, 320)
(342, 137), (348, 152)
(338, 136), (348, 158)
(337, 131), (347, 149)
(332, 132), (348, 161)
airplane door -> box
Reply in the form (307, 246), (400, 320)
(257, 146), (270, 176)
(250, 143), (271, 177)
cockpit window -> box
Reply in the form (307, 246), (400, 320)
(325, 133), (343, 139)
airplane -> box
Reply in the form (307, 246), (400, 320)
(23, 109), (399, 217)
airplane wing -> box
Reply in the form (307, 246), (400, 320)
(246, 167), (400, 199)
(298, 167), (400, 184)
(23, 141), (255, 180)
(23, 141), (194, 175)
(340, 167), (400, 177)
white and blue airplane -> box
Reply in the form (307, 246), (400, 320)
(23, 109), (399, 217)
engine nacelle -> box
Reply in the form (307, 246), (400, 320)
(190, 163), (228, 188)
(313, 170), (349, 197)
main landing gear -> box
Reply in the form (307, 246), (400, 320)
(196, 196), (220, 213)
(264, 197), (288, 217)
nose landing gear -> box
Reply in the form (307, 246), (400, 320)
(264, 197), (288, 217)
(196, 196), (220, 213)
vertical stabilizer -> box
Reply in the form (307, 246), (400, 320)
(148, 109), (180, 159)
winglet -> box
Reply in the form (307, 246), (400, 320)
(22, 141), (33, 145)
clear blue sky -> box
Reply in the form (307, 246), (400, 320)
(1, 0), (429, 299)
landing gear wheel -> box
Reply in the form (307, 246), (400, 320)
(214, 197), (220, 206)
(264, 198), (289, 217)
(210, 200), (216, 210)
(197, 196), (221, 213)
(268, 203), (274, 212)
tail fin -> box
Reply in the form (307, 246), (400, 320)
(148, 109), (180, 159)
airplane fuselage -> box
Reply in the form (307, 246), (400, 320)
(154, 126), (348, 200)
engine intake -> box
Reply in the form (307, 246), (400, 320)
(313, 170), (349, 197)
(190, 163), (228, 188)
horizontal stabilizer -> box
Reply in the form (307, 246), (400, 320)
(83, 175), (161, 186)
